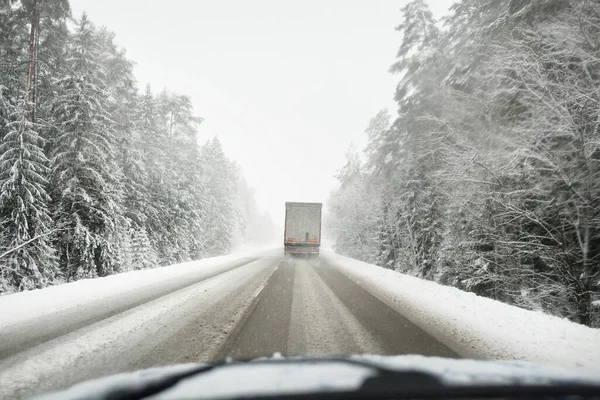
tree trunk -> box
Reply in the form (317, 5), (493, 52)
(26, 0), (39, 122)
(576, 279), (592, 326)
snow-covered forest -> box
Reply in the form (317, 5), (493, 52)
(327, 0), (600, 327)
(0, 0), (275, 294)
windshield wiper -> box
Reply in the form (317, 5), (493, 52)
(355, 366), (600, 399)
(93, 364), (215, 400)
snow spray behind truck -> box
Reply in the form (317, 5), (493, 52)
(284, 202), (322, 257)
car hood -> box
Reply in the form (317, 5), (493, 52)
(34, 355), (600, 400)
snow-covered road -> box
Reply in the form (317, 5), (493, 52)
(0, 257), (261, 360)
(0, 251), (278, 399)
(218, 258), (456, 360)
(1, 248), (599, 399)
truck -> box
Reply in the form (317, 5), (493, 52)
(284, 202), (322, 257)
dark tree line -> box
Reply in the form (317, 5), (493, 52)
(0, 0), (271, 293)
(328, 0), (600, 327)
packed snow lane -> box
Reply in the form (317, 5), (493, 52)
(0, 254), (280, 400)
(216, 258), (458, 360)
(0, 256), (263, 360)
(215, 259), (296, 359)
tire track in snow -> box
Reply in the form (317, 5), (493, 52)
(313, 260), (458, 357)
(289, 259), (384, 356)
(0, 258), (278, 400)
(217, 257), (455, 360)
(0, 257), (259, 360)
(215, 259), (295, 360)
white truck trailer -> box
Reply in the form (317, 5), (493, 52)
(284, 202), (322, 257)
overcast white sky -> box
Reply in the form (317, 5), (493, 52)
(69, 0), (452, 227)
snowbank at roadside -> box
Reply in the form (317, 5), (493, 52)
(323, 251), (600, 370)
(0, 246), (279, 329)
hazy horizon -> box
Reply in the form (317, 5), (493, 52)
(69, 0), (452, 227)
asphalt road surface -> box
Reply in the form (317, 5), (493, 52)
(217, 258), (456, 360)
(0, 252), (457, 399)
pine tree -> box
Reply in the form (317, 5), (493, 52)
(373, 0), (448, 276)
(130, 226), (158, 270)
(134, 85), (168, 258)
(113, 225), (133, 272)
(0, 98), (58, 292)
(151, 90), (204, 263)
(328, 144), (382, 264)
(0, 1), (27, 134)
(390, 0), (441, 110)
(98, 28), (150, 263)
(119, 94), (149, 229)
(200, 137), (238, 256)
(48, 14), (123, 280)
